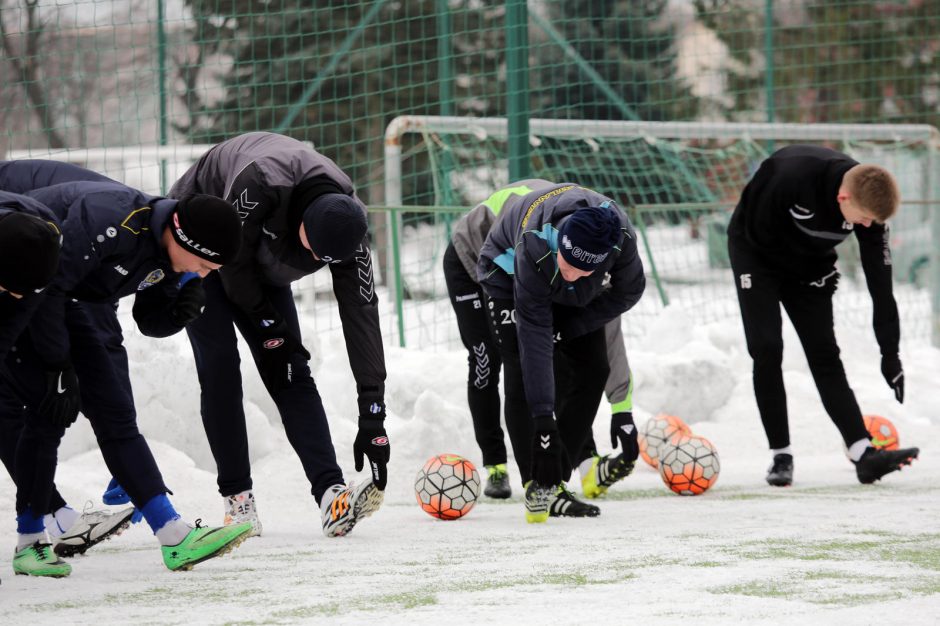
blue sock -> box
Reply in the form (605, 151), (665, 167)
(141, 494), (180, 533)
(16, 508), (45, 534)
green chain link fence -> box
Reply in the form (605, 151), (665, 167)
(1, 0), (939, 348)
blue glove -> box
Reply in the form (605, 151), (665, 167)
(102, 478), (143, 523)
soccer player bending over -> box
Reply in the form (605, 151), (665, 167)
(169, 132), (387, 538)
(727, 144), (918, 487)
(476, 181), (645, 523)
(443, 182), (640, 505)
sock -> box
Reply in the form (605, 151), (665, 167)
(155, 518), (193, 546)
(16, 531), (47, 551)
(141, 493), (181, 535)
(578, 457), (594, 479)
(56, 506), (80, 531)
(848, 438), (873, 462)
(16, 509), (48, 550)
(44, 506), (79, 538)
(771, 446), (792, 458)
(16, 509), (44, 534)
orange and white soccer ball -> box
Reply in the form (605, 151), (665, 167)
(414, 454), (481, 520)
(639, 414), (693, 468)
(658, 434), (720, 496)
(863, 414), (900, 451)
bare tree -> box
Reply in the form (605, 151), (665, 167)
(0, 0), (67, 148)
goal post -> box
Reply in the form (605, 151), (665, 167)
(384, 115), (940, 348)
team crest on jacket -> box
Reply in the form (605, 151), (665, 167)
(137, 269), (165, 291)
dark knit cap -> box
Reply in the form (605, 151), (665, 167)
(558, 204), (623, 271)
(170, 194), (243, 264)
(0, 211), (61, 294)
(302, 193), (367, 263)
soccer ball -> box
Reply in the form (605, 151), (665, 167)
(863, 414), (899, 450)
(658, 434), (720, 496)
(639, 414), (693, 468)
(414, 453), (481, 520)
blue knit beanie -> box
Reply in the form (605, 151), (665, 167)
(558, 205), (622, 271)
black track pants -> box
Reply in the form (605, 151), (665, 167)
(729, 238), (868, 450)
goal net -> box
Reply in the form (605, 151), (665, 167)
(384, 116), (940, 349)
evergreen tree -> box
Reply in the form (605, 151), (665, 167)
(533, 0), (698, 122)
(177, 0), (504, 206)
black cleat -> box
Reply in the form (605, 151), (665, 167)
(483, 464), (512, 499)
(766, 453), (793, 487)
(549, 485), (600, 518)
(855, 446), (919, 484)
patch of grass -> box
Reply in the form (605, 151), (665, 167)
(711, 532), (940, 607)
(810, 592), (905, 607)
(714, 580), (792, 600)
(41, 601), (81, 611)
(381, 591), (438, 608)
(602, 488), (671, 501)
(271, 562), (637, 619)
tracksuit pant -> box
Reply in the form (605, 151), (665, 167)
(577, 319), (634, 464)
(185, 273), (343, 503)
(728, 237), (869, 450)
(442, 243), (507, 467)
(485, 296), (609, 487)
(3, 301), (168, 518)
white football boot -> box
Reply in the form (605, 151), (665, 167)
(319, 481), (384, 537)
(223, 490), (263, 537)
(53, 505), (136, 557)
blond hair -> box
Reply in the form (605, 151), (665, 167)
(844, 164), (900, 221)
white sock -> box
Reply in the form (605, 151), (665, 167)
(16, 531), (47, 551)
(44, 506), (79, 538)
(154, 517), (192, 546)
(577, 458), (594, 479)
(848, 438), (873, 463)
(771, 446), (793, 458)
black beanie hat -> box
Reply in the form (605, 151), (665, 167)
(0, 211), (61, 294)
(170, 194), (243, 264)
(558, 204), (623, 271)
(302, 193), (367, 263)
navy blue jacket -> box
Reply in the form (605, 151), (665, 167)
(0, 190), (62, 360)
(0, 160), (114, 190)
(477, 182), (645, 418)
(0, 179), (180, 366)
(0, 160), (186, 340)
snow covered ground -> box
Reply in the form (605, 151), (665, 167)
(2, 290), (940, 624)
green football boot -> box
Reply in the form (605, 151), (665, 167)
(523, 480), (554, 524)
(13, 542), (72, 578)
(161, 520), (252, 572)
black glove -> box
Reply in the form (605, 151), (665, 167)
(168, 277), (206, 327)
(881, 354), (904, 403)
(255, 317), (310, 393)
(531, 415), (567, 487)
(38, 365), (81, 428)
(610, 411), (639, 464)
(353, 417), (390, 490)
